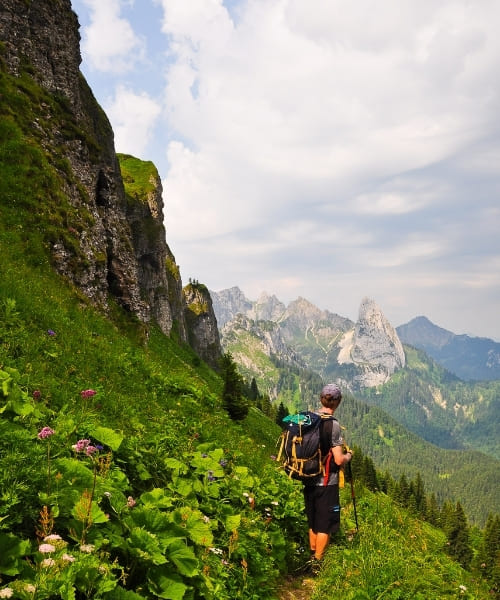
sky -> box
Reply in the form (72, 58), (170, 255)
(70, 0), (500, 341)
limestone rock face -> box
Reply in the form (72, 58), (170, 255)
(0, 0), (220, 361)
(210, 287), (253, 328)
(183, 285), (222, 370)
(339, 297), (406, 387)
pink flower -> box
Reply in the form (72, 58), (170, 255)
(72, 439), (90, 452)
(33, 390), (41, 400)
(38, 544), (56, 553)
(38, 427), (55, 439)
(85, 445), (98, 456)
(80, 389), (97, 398)
(127, 496), (136, 508)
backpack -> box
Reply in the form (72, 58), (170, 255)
(276, 411), (336, 482)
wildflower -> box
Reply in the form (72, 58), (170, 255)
(270, 455), (277, 460)
(47, 329), (56, 336)
(242, 492), (249, 497)
(80, 544), (95, 553)
(33, 390), (41, 400)
(219, 459), (228, 467)
(61, 553), (75, 563)
(271, 501), (279, 506)
(24, 585), (36, 594)
(80, 389), (97, 398)
(72, 439), (91, 452)
(221, 559), (229, 566)
(207, 470), (215, 482)
(459, 585), (467, 594)
(203, 515), (210, 523)
(209, 547), (223, 555)
(38, 544), (56, 553)
(41, 558), (56, 568)
(85, 445), (98, 456)
(201, 453), (208, 458)
(38, 427), (55, 439)
(0, 588), (13, 599)
(44, 534), (62, 542)
(127, 496), (136, 508)
(104, 491), (111, 498)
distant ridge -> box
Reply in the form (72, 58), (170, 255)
(397, 316), (500, 381)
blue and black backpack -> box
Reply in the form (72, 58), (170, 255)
(277, 411), (336, 482)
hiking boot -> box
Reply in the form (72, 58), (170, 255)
(301, 557), (322, 576)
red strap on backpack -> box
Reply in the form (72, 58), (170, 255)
(323, 451), (332, 486)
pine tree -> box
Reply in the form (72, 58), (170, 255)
(249, 377), (259, 402)
(219, 353), (249, 421)
(475, 514), (500, 592)
(446, 501), (473, 569)
(275, 401), (289, 425)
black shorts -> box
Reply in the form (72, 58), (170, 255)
(303, 484), (341, 535)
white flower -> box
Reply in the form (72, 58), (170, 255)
(242, 492), (249, 497)
(271, 501), (279, 506)
(25, 585), (36, 593)
(80, 544), (95, 553)
(459, 585), (467, 594)
(41, 558), (56, 568)
(209, 547), (223, 555)
(0, 588), (13, 599)
(38, 543), (56, 553)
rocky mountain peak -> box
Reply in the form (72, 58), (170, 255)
(338, 297), (406, 388)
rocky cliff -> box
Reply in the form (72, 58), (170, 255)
(0, 0), (220, 365)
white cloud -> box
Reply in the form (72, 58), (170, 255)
(105, 86), (161, 155)
(80, 0), (144, 72)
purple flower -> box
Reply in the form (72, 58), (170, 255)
(38, 427), (55, 439)
(47, 329), (56, 336)
(80, 389), (97, 398)
(207, 470), (215, 482)
(33, 390), (41, 400)
(219, 459), (228, 467)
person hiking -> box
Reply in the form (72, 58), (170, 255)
(303, 383), (352, 572)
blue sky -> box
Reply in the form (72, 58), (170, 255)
(71, 0), (500, 341)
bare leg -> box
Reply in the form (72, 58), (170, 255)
(308, 529), (316, 553)
(314, 532), (330, 559)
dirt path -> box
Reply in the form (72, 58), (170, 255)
(277, 574), (316, 600)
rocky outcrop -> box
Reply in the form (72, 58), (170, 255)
(183, 284), (222, 369)
(338, 297), (406, 388)
(0, 0), (220, 362)
(210, 286), (253, 328)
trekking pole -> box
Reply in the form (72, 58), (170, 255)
(345, 453), (359, 532)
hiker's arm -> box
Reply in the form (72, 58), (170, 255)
(332, 445), (352, 467)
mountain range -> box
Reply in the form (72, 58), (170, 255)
(211, 287), (500, 462)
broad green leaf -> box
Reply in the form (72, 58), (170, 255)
(171, 508), (213, 547)
(141, 488), (174, 510)
(147, 567), (187, 600)
(167, 540), (199, 577)
(89, 425), (124, 451)
(164, 457), (188, 474)
(225, 514), (241, 532)
(126, 507), (171, 533)
(128, 528), (167, 565)
(0, 533), (31, 575)
(169, 479), (194, 498)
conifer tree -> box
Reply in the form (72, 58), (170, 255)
(475, 514), (500, 592)
(219, 352), (249, 421)
(275, 401), (289, 425)
(446, 501), (472, 569)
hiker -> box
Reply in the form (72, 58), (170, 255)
(303, 383), (352, 567)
